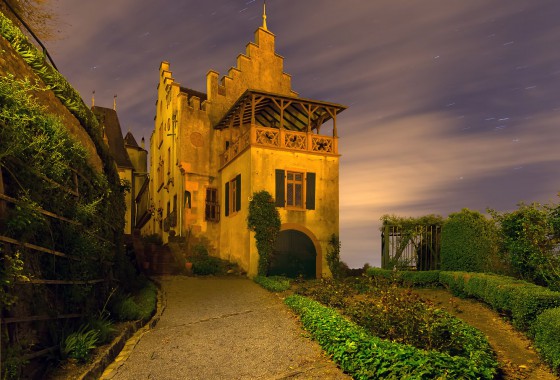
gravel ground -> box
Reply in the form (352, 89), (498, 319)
(103, 276), (349, 380)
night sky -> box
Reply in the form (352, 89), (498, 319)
(45, 1), (560, 268)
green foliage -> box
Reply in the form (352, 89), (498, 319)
(439, 271), (560, 330)
(531, 307), (560, 374)
(380, 214), (443, 270)
(62, 325), (99, 363)
(490, 202), (560, 290)
(285, 294), (497, 379)
(247, 191), (281, 275)
(297, 277), (494, 365)
(381, 214), (445, 229)
(1, 341), (29, 380)
(0, 247), (27, 307)
(111, 281), (157, 321)
(441, 209), (499, 273)
(186, 243), (226, 275)
(326, 234), (342, 279)
(366, 267), (441, 287)
(254, 275), (290, 292)
(87, 316), (115, 345)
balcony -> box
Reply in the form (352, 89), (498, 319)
(220, 125), (338, 168)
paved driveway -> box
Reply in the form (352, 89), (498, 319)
(102, 276), (349, 380)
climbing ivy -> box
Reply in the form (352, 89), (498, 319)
(0, 75), (121, 307)
(247, 191), (281, 276)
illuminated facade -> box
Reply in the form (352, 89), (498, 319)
(148, 11), (345, 277)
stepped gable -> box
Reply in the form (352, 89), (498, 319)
(205, 21), (299, 125)
(92, 106), (134, 169)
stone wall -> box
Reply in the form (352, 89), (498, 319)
(0, 34), (103, 172)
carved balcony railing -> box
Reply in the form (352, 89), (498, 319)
(220, 125), (338, 168)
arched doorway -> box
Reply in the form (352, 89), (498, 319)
(269, 229), (317, 278)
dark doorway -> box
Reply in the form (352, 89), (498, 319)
(269, 229), (316, 278)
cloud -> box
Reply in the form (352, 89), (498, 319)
(45, 0), (560, 268)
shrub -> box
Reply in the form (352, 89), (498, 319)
(87, 316), (115, 345)
(439, 271), (560, 330)
(532, 307), (560, 374)
(254, 276), (290, 292)
(111, 281), (157, 321)
(190, 248), (225, 276)
(490, 203), (560, 290)
(326, 234), (342, 279)
(247, 191), (281, 275)
(62, 325), (99, 363)
(285, 295), (497, 379)
(366, 267), (441, 287)
(295, 278), (358, 309)
(441, 209), (499, 273)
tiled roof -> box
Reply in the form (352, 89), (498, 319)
(92, 106), (134, 169)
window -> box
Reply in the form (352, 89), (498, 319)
(167, 147), (171, 175)
(275, 169), (315, 210)
(286, 171), (304, 208)
(158, 122), (163, 148)
(157, 160), (164, 191)
(205, 188), (220, 222)
(225, 174), (241, 217)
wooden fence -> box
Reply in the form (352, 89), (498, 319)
(0, 166), (113, 369)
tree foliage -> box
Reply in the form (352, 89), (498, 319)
(247, 191), (281, 276)
(490, 201), (560, 290)
(326, 234), (342, 279)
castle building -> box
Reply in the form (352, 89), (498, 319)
(148, 9), (346, 278)
(92, 105), (149, 235)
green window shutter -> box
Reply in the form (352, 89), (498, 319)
(236, 174), (241, 212)
(275, 169), (285, 207)
(306, 172), (316, 210)
(225, 181), (230, 217)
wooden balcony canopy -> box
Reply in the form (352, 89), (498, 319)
(214, 90), (346, 136)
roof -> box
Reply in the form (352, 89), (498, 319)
(92, 106), (134, 169)
(124, 131), (141, 148)
(179, 86), (208, 103)
(214, 89), (346, 132)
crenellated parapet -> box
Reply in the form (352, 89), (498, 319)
(206, 26), (298, 125)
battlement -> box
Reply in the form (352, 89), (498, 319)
(205, 26), (298, 121)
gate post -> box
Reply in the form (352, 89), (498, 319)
(382, 225), (390, 269)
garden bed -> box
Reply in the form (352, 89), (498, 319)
(290, 277), (498, 379)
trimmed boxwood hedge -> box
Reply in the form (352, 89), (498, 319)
(531, 307), (560, 374)
(285, 294), (497, 380)
(366, 268), (441, 287)
(439, 271), (560, 330)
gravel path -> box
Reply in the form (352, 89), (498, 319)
(102, 276), (349, 380)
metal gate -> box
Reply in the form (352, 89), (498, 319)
(381, 224), (441, 270)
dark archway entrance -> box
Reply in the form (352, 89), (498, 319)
(269, 229), (316, 278)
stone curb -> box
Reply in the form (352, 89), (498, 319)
(75, 280), (167, 380)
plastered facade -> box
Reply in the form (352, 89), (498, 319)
(148, 22), (345, 278)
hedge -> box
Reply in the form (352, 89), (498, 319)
(253, 276), (290, 292)
(285, 294), (497, 379)
(366, 268), (441, 287)
(439, 271), (560, 330)
(440, 209), (498, 272)
(531, 307), (560, 374)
